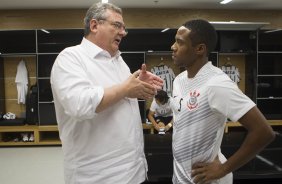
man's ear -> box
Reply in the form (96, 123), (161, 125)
(196, 43), (207, 55)
(89, 19), (99, 33)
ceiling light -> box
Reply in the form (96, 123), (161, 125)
(41, 29), (50, 34)
(102, 0), (108, 3)
(161, 28), (170, 33)
(220, 0), (233, 4)
(209, 21), (269, 30)
(264, 29), (282, 34)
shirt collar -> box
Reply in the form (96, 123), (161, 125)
(81, 37), (121, 59)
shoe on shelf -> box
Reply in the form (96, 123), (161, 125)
(13, 137), (20, 142)
(21, 133), (29, 142)
(3, 112), (16, 120)
(29, 133), (34, 142)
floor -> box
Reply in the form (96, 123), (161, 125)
(143, 179), (282, 184)
(0, 146), (281, 184)
(0, 146), (64, 184)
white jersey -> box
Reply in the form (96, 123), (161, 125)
(171, 62), (255, 184)
(151, 65), (175, 96)
(150, 98), (173, 117)
(221, 65), (240, 84)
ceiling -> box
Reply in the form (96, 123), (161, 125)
(1, 0), (282, 10)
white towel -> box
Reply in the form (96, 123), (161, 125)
(15, 60), (28, 104)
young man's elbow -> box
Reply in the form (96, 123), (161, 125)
(264, 127), (275, 144)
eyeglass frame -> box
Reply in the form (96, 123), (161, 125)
(98, 19), (128, 35)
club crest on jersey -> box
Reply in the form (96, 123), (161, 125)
(187, 90), (200, 111)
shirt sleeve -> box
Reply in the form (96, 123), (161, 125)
(207, 74), (255, 122)
(51, 48), (104, 120)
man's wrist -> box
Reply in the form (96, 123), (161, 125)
(167, 123), (172, 128)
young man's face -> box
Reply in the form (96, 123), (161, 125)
(171, 26), (198, 68)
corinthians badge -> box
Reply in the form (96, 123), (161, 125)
(187, 90), (200, 111)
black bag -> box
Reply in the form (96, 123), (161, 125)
(25, 84), (38, 125)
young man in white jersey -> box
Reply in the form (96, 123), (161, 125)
(170, 19), (275, 184)
(148, 90), (173, 133)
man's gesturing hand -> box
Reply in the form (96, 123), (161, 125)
(138, 64), (163, 90)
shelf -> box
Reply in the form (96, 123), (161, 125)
(0, 125), (37, 132)
(38, 130), (60, 145)
(37, 140), (61, 145)
(0, 120), (281, 146)
(224, 120), (282, 133)
(0, 53), (37, 57)
(38, 125), (58, 131)
(0, 124), (156, 146)
(0, 142), (38, 146)
(0, 125), (61, 146)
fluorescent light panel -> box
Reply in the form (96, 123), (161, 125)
(220, 0), (233, 4)
(161, 28), (170, 32)
(41, 29), (50, 34)
(264, 29), (282, 34)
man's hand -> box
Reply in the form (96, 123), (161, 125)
(138, 64), (163, 91)
(96, 70), (156, 112)
(191, 156), (226, 184)
(123, 70), (157, 100)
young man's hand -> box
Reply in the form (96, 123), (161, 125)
(165, 123), (172, 132)
(191, 156), (225, 184)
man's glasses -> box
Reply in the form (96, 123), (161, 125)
(99, 19), (128, 35)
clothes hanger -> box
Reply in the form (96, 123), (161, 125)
(224, 61), (232, 66)
(158, 62), (165, 66)
(224, 57), (232, 66)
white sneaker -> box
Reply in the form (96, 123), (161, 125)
(158, 128), (165, 135)
(3, 112), (16, 120)
(21, 133), (29, 142)
(13, 137), (19, 142)
(29, 133), (34, 142)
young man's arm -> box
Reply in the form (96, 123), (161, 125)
(191, 106), (275, 184)
(165, 120), (173, 132)
(148, 110), (160, 132)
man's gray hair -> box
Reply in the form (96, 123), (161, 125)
(84, 2), (122, 36)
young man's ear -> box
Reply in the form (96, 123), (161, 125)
(196, 43), (206, 55)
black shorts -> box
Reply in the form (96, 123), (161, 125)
(154, 116), (173, 125)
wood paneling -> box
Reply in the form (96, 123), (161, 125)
(4, 77), (36, 99)
(0, 9), (282, 30)
(124, 9), (282, 29)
